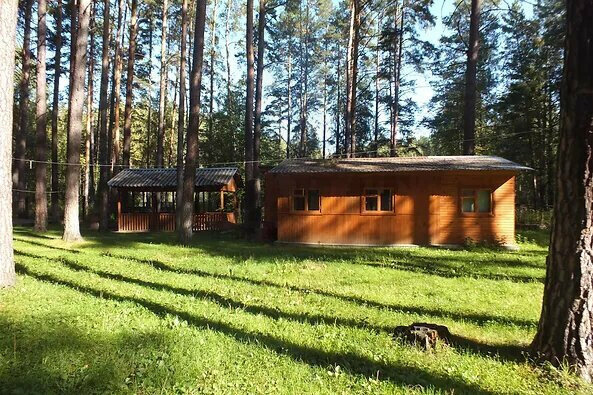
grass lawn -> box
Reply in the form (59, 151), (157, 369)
(1, 227), (589, 394)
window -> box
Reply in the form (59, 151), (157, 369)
(292, 189), (320, 212)
(461, 189), (492, 214)
(364, 188), (393, 212)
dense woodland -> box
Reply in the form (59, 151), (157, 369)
(9, 0), (564, 238)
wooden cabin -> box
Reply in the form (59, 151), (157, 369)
(264, 156), (531, 247)
(108, 167), (241, 232)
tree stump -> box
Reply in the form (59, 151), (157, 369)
(392, 323), (451, 350)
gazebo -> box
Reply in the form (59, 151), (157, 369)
(107, 167), (241, 232)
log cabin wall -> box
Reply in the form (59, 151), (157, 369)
(264, 170), (516, 246)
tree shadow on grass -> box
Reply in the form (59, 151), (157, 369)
(14, 263), (497, 394)
(0, 315), (168, 393)
(101, 252), (538, 330)
(13, 237), (82, 254)
(58, 255), (531, 364)
(14, 250), (532, 365)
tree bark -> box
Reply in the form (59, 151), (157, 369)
(157, 0), (168, 168)
(50, 0), (62, 222)
(34, 0), (48, 232)
(390, 2), (404, 157)
(208, 0), (218, 143)
(109, 0), (125, 173)
(178, 0), (206, 245)
(83, 2), (95, 216)
(97, 0), (110, 231)
(122, 0), (138, 168)
(14, 0), (33, 217)
(252, 0), (265, 228)
(532, 0), (593, 382)
(345, 0), (360, 158)
(286, 49), (291, 158)
(176, 0), (188, 231)
(244, 0), (255, 231)
(145, 17), (153, 167)
(0, 0), (18, 287)
(463, 0), (480, 155)
(63, 0), (90, 242)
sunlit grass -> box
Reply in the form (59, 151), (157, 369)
(0, 227), (588, 394)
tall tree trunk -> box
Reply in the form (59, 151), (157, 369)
(532, 0), (593, 382)
(463, 0), (480, 155)
(176, 0), (188, 231)
(14, 0), (33, 217)
(50, 0), (62, 222)
(83, 2), (95, 216)
(322, 42), (327, 159)
(224, 0), (235, 158)
(122, 0), (138, 168)
(178, 0), (206, 245)
(286, 48), (291, 158)
(208, 0), (218, 143)
(345, 0), (360, 158)
(146, 18), (153, 167)
(297, 1), (309, 157)
(0, 0), (18, 287)
(335, 49), (341, 155)
(97, 0), (110, 231)
(109, 0), (125, 172)
(244, 0), (255, 231)
(34, 0), (48, 232)
(252, 0), (265, 227)
(373, 14), (380, 156)
(157, 0), (168, 168)
(63, 0), (90, 242)
(391, 1), (404, 157)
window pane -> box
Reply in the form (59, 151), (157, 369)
(380, 189), (392, 211)
(462, 197), (475, 213)
(293, 196), (305, 211)
(461, 189), (474, 197)
(366, 196), (378, 211)
(308, 190), (320, 211)
(366, 189), (378, 196)
(477, 190), (491, 213)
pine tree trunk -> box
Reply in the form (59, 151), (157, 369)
(97, 0), (110, 231)
(532, 0), (593, 382)
(179, 0), (206, 245)
(391, 2), (404, 157)
(83, 4), (95, 217)
(286, 49), (291, 158)
(63, 0), (90, 242)
(109, 0), (125, 173)
(335, 50), (341, 155)
(252, 0), (265, 228)
(122, 0), (138, 168)
(34, 0), (48, 232)
(0, 0), (18, 287)
(14, 0), (33, 217)
(463, 0), (480, 155)
(244, 0), (255, 231)
(208, 0), (218, 142)
(50, 0), (62, 223)
(373, 13), (380, 156)
(345, 0), (360, 158)
(176, 0), (188, 231)
(145, 18), (153, 167)
(157, 0), (169, 168)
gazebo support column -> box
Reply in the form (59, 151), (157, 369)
(117, 190), (122, 231)
(151, 192), (158, 231)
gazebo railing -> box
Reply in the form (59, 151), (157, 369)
(118, 211), (235, 232)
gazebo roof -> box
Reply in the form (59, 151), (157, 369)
(107, 167), (240, 191)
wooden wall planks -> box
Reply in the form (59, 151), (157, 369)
(264, 170), (517, 246)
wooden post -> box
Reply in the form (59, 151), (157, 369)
(219, 190), (224, 211)
(151, 191), (158, 231)
(117, 190), (122, 231)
